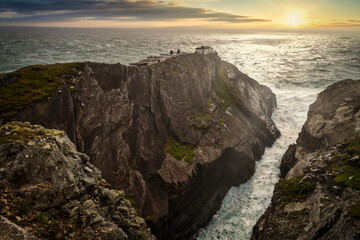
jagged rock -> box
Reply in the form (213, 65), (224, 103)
(252, 79), (360, 240)
(0, 215), (38, 240)
(1, 52), (279, 239)
(0, 122), (155, 240)
(297, 79), (360, 152)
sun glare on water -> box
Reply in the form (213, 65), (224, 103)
(284, 9), (306, 27)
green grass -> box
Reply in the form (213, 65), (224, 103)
(0, 121), (64, 144)
(189, 113), (213, 129)
(144, 215), (155, 223)
(334, 165), (360, 189)
(343, 137), (360, 157)
(164, 136), (196, 164)
(12, 198), (31, 216)
(0, 63), (83, 115)
(350, 201), (360, 218)
(35, 211), (51, 224)
(214, 65), (239, 111)
(280, 175), (316, 201)
(328, 137), (360, 189)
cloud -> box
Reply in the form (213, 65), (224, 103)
(0, 0), (270, 24)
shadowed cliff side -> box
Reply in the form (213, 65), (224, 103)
(0, 52), (279, 239)
(252, 79), (360, 240)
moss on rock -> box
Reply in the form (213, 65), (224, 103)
(0, 121), (64, 145)
(350, 201), (360, 218)
(280, 175), (316, 201)
(0, 63), (83, 115)
(214, 65), (240, 111)
(327, 137), (360, 189)
(164, 136), (196, 164)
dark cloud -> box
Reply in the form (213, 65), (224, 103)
(0, 0), (270, 23)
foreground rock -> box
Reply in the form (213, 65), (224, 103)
(252, 79), (360, 240)
(0, 122), (154, 240)
(0, 52), (279, 239)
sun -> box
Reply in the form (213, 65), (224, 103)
(284, 9), (306, 27)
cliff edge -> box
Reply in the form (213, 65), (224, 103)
(0, 52), (279, 239)
(252, 79), (360, 240)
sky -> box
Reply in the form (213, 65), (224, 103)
(0, 0), (359, 28)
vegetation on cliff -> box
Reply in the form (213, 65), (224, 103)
(214, 65), (240, 111)
(327, 137), (360, 189)
(0, 121), (64, 144)
(164, 136), (196, 164)
(0, 63), (83, 116)
(279, 175), (316, 202)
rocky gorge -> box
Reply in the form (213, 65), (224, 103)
(252, 79), (360, 239)
(0, 52), (279, 239)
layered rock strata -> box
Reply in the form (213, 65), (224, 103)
(252, 79), (360, 240)
(0, 52), (279, 239)
(0, 121), (155, 240)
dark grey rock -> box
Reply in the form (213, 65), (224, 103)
(252, 79), (360, 240)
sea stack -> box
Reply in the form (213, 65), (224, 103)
(0, 51), (280, 239)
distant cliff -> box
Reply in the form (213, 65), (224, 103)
(0, 52), (279, 239)
(252, 79), (360, 240)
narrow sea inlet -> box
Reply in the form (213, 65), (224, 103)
(198, 30), (360, 239)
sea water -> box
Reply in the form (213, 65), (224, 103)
(1, 27), (360, 239)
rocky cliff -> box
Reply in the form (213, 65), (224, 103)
(0, 121), (154, 240)
(252, 79), (360, 240)
(0, 52), (279, 239)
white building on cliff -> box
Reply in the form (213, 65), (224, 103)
(195, 46), (214, 55)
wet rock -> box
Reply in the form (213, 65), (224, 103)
(252, 79), (360, 240)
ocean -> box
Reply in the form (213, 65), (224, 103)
(1, 27), (360, 239)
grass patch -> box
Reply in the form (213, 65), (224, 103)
(35, 211), (52, 224)
(0, 121), (64, 144)
(189, 113), (213, 130)
(280, 175), (316, 201)
(350, 201), (360, 218)
(12, 198), (31, 216)
(333, 165), (360, 189)
(342, 137), (360, 157)
(0, 63), (83, 115)
(327, 137), (360, 189)
(144, 215), (155, 223)
(164, 136), (196, 164)
(214, 65), (239, 111)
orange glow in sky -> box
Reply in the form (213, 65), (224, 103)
(0, 0), (359, 28)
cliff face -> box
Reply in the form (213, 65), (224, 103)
(252, 79), (360, 240)
(0, 122), (154, 240)
(1, 53), (279, 239)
